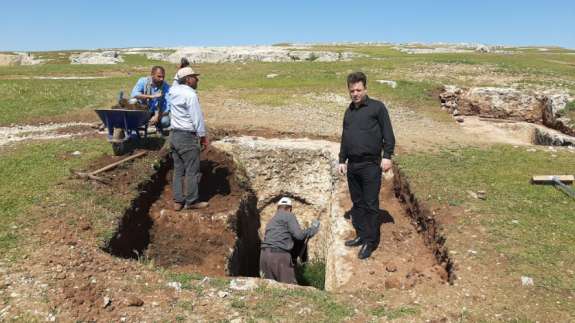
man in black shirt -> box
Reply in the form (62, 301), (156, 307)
(338, 71), (395, 259)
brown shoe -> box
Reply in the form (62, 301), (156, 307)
(186, 201), (209, 209)
(173, 202), (184, 211)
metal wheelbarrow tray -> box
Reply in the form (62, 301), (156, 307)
(95, 108), (151, 155)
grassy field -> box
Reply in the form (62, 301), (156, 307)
(397, 145), (575, 315)
(1, 45), (574, 126)
(0, 139), (112, 256)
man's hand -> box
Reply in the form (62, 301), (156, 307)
(150, 92), (162, 99)
(381, 158), (393, 172)
(200, 136), (209, 151)
(311, 219), (320, 230)
(309, 219), (321, 237)
(338, 163), (347, 176)
(149, 114), (159, 126)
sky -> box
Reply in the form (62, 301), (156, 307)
(1, 0), (574, 51)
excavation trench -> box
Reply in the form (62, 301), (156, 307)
(104, 137), (454, 291)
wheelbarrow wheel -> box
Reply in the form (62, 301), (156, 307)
(111, 128), (126, 155)
(112, 142), (125, 156)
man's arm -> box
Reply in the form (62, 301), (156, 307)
(286, 213), (310, 240)
(160, 83), (170, 115)
(377, 103), (395, 159)
(131, 78), (161, 100)
(338, 111), (348, 175)
(188, 93), (209, 149)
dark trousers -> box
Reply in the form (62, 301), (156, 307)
(347, 161), (382, 245)
(170, 130), (201, 205)
(259, 248), (297, 284)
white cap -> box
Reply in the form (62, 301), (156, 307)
(175, 67), (200, 79)
(277, 197), (292, 206)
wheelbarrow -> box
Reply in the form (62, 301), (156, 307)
(95, 108), (151, 155)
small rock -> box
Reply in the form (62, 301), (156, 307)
(385, 277), (401, 289)
(521, 276), (534, 286)
(47, 313), (56, 322)
(167, 281), (182, 292)
(455, 116), (465, 123)
(217, 290), (229, 298)
(467, 190), (478, 199)
(511, 220), (519, 224)
(386, 264), (398, 272)
(476, 191), (487, 200)
(375, 79), (397, 88)
(103, 296), (111, 308)
(266, 73), (279, 79)
(125, 295), (144, 306)
(297, 307), (312, 315)
(229, 278), (258, 291)
(71, 151), (82, 156)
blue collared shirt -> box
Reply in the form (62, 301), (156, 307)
(130, 77), (170, 113)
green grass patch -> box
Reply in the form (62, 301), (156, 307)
(0, 139), (110, 256)
(371, 305), (419, 320)
(2, 45), (574, 126)
(0, 77), (137, 125)
(397, 145), (575, 297)
(165, 272), (204, 290)
(564, 100), (575, 122)
(296, 259), (326, 290)
(249, 286), (352, 321)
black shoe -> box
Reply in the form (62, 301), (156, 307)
(344, 237), (364, 247)
(358, 243), (376, 260)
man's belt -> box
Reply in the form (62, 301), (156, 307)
(172, 128), (197, 135)
(262, 247), (289, 253)
(347, 156), (380, 163)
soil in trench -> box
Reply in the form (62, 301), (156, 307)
(111, 144), (449, 289)
(144, 148), (245, 277)
(338, 175), (449, 291)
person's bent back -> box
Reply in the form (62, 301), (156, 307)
(260, 197), (320, 284)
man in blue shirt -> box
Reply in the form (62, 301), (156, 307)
(131, 66), (170, 129)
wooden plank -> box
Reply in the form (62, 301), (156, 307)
(531, 175), (574, 184)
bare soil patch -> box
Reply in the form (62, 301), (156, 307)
(338, 175), (448, 292)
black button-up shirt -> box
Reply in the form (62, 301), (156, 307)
(339, 96), (395, 163)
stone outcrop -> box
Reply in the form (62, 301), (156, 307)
(70, 51), (123, 64)
(542, 94), (575, 137)
(165, 46), (362, 64)
(439, 85), (574, 137)
(0, 52), (43, 66)
(534, 127), (575, 146)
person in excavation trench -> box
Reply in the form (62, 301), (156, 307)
(260, 197), (320, 284)
(168, 66), (210, 211)
(338, 71), (396, 260)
